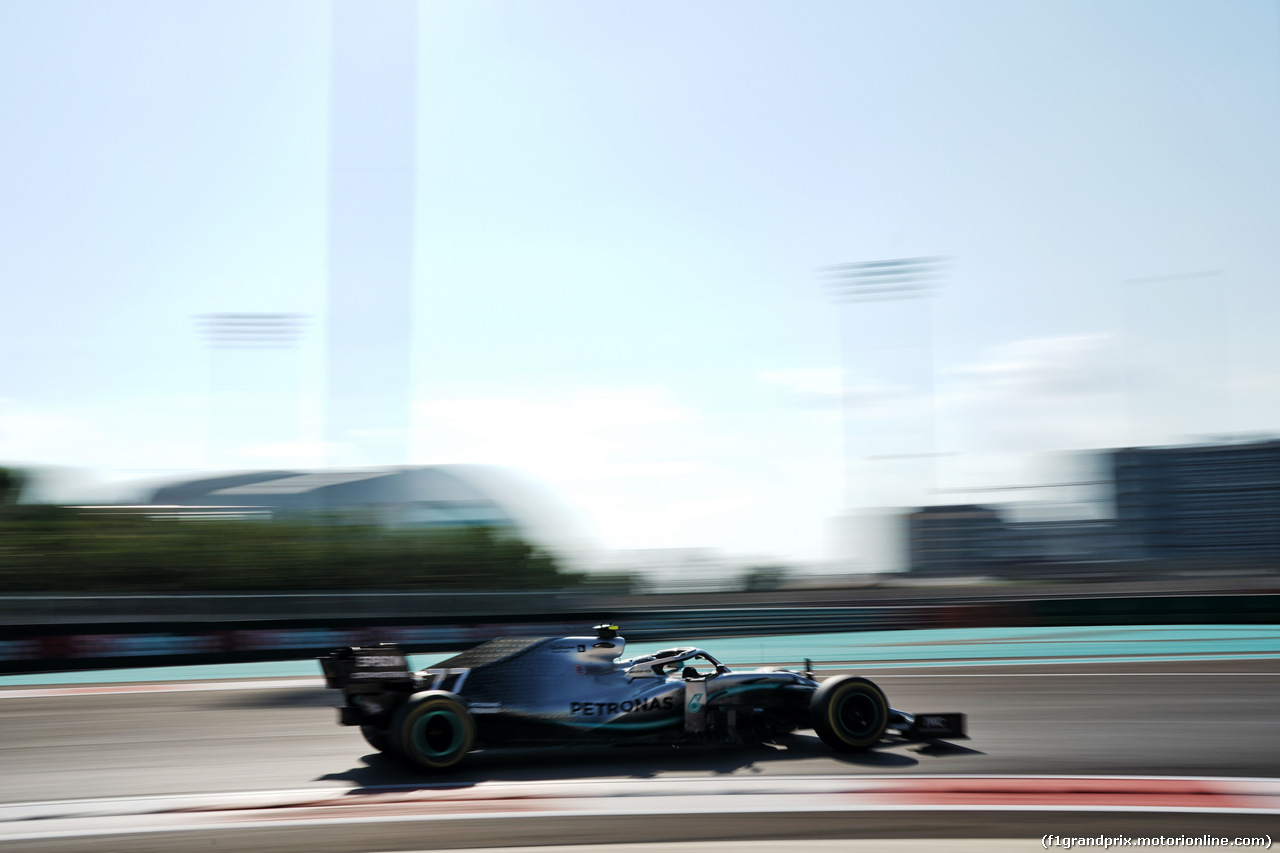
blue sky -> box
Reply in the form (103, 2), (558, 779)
(1, 1), (1278, 571)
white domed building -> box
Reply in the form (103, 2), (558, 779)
(143, 464), (588, 567)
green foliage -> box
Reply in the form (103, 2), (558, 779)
(0, 467), (25, 506)
(571, 571), (644, 595)
(739, 564), (789, 593)
(0, 510), (576, 593)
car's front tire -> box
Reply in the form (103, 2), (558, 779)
(810, 675), (889, 751)
(391, 691), (476, 772)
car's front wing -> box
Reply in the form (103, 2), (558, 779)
(888, 709), (967, 740)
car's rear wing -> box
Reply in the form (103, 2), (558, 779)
(319, 644), (422, 727)
(320, 644), (416, 690)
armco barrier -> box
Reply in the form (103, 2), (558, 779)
(0, 595), (1275, 675)
(1029, 593), (1280, 625)
(0, 591), (575, 625)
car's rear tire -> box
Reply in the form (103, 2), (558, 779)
(391, 691), (476, 772)
(810, 675), (889, 751)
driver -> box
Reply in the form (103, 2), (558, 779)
(572, 624), (627, 674)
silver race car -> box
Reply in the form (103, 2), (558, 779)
(320, 624), (966, 772)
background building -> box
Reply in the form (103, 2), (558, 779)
(905, 505), (1005, 576)
(144, 464), (583, 566)
(1112, 439), (1280, 562)
(906, 438), (1280, 577)
(999, 518), (1122, 567)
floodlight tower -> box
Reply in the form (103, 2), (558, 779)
(820, 256), (948, 511)
(197, 313), (309, 350)
(196, 313), (309, 469)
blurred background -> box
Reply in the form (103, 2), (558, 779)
(1, 0), (1279, 609)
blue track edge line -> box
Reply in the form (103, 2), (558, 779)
(3, 624), (1280, 687)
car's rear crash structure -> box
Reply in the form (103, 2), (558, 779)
(320, 625), (966, 772)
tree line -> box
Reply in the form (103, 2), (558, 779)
(0, 503), (577, 594)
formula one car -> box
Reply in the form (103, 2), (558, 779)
(319, 625), (965, 772)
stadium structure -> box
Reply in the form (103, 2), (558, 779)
(140, 464), (584, 565)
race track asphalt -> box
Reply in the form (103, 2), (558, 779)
(3, 657), (1278, 804)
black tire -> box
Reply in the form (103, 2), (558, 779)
(360, 725), (392, 753)
(390, 691), (476, 772)
(810, 675), (889, 751)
